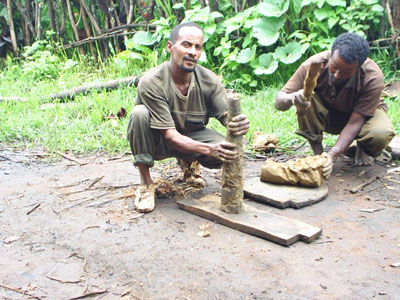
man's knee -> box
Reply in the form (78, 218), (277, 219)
(130, 105), (150, 125)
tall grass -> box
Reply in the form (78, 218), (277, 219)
(0, 46), (399, 156)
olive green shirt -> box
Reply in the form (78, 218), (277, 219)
(135, 62), (228, 133)
(282, 50), (386, 118)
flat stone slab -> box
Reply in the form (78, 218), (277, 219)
(177, 195), (322, 246)
(244, 177), (328, 209)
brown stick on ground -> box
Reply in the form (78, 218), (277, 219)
(220, 93), (244, 214)
(296, 62), (321, 116)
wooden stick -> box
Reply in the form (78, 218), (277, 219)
(56, 151), (87, 166)
(26, 203), (41, 215)
(350, 176), (380, 194)
(297, 62), (321, 116)
(0, 283), (43, 300)
(68, 289), (107, 300)
(220, 93), (244, 214)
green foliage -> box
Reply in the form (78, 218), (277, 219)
(19, 37), (78, 81)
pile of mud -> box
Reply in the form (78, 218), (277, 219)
(260, 154), (328, 187)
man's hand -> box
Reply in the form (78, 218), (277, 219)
(227, 114), (249, 136)
(291, 89), (310, 110)
(321, 152), (333, 179)
(211, 141), (237, 162)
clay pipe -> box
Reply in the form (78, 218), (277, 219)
(296, 62), (321, 116)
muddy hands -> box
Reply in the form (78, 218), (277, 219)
(211, 141), (237, 162)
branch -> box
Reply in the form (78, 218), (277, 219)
(47, 75), (139, 100)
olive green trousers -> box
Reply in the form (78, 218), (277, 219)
(296, 94), (395, 157)
(127, 104), (224, 168)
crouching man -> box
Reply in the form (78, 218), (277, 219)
(127, 22), (249, 212)
(275, 32), (394, 179)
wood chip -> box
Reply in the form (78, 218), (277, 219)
(358, 208), (385, 213)
(390, 261), (400, 268)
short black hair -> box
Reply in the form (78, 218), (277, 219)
(169, 22), (202, 44)
(331, 32), (370, 66)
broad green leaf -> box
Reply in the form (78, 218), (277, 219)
(249, 80), (258, 87)
(132, 31), (157, 46)
(203, 24), (216, 42)
(214, 46), (222, 56)
(243, 34), (253, 48)
(314, 6), (330, 21)
(184, 6), (210, 23)
(273, 42), (303, 64)
(258, 0), (290, 18)
(289, 31), (307, 40)
(253, 17), (285, 46)
(326, 0), (346, 7)
(301, 42), (310, 53)
(292, 0), (303, 14)
(328, 16), (339, 28)
(236, 47), (256, 64)
(371, 4), (383, 12)
(363, 0), (379, 4)
(210, 11), (224, 20)
(172, 3), (184, 9)
(254, 53), (279, 75)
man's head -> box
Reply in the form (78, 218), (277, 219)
(167, 22), (203, 73)
(329, 32), (370, 82)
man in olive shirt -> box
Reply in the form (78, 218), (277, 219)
(275, 32), (394, 179)
(127, 22), (249, 212)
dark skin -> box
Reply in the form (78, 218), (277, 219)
(275, 49), (370, 177)
(138, 26), (249, 187)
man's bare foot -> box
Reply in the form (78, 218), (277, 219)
(178, 159), (205, 187)
(134, 184), (155, 213)
(353, 144), (374, 166)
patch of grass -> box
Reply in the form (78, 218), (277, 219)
(1, 54), (399, 156)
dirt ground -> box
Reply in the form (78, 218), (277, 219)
(1, 148), (400, 300)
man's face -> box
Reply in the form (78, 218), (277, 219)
(167, 26), (203, 72)
(328, 49), (359, 83)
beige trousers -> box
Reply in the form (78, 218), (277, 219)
(296, 94), (395, 157)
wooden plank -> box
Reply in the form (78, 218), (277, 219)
(177, 195), (322, 246)
(244, 177), (328, 209)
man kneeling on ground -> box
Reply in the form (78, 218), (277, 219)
(127, 22), (249, 213)
(275, 32), (395, 179)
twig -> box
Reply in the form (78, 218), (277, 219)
(87, 176), (104, 189)
(357, 183), (386, 196)
(46, 275), (82, 284)
(0, 283), (43, 300)
(56, 151), (87, 166)
(26, 203), (41, 215)
(350, 176), (380, 194)
(68, 289), (107, 300)
(56, 192), (109, 214)
(81, 225), (100, 232)
(86, 193), (135, 208)
(107, 152), (131, 161)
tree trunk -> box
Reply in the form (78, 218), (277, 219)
(35, 0), (44, 40)
(60, 0), (67, 39)
(392, 0), (400, 31)
(81, 4), (98, 63)
(12, 0), (35, 38)
(48, 0), (56, 34)
(66, 0), (85, 54)
(6, 0), (18, 53)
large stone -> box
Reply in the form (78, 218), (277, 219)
(244, 177), (328, 209)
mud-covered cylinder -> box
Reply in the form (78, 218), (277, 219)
(220, 93), (244, 214)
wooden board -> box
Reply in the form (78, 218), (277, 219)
(177, 195), (322, 246)
(244, 177), (328, 209)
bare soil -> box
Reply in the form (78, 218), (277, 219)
(1, 148), (400, 300)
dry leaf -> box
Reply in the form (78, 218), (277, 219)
(197, 230), (210, 237)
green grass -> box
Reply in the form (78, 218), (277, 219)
(0, 51), (399, 156)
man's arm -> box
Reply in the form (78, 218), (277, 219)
(327, 111), (366, 161)
(160, 129), (237, 162)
